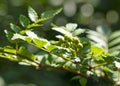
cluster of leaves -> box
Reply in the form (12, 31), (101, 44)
(0, 7), (120, 86)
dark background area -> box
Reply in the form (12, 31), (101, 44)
(0, 0), (120, 86)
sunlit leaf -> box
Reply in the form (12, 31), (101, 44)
(4, 46), (16, 53)
(0, 46), (18, 61)
(25, 37), (32, 43)
(65, 23), (77, 32)
(52, 27), (72, 36)
(46, 45), (57, 52)
(18, 46), (36, 61)
(91, 46), (105, 56)
(56, 35), (64, 40)
(28, 6), (38, 22)
(12, 33), (25, 40)
(33, 38), (48, 48)
(114, 61), (120, 69)
(88, 34), (107, 48)
(25, 30), (38, 39)
(72, 28), (85, 36)
(102, 67), (113, 74)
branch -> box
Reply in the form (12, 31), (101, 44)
(0, 49), (88, 78)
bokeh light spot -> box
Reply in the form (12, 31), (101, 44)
(80, 3), (94, 17)
(49, 0), (64, 6)
(63, 0), (77, 17)
(0, 4), (7, 16)
(10, 0), (25, 7)
(106, 10), (119, 24)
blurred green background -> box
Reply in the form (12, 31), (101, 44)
(0, 0), (120, 86)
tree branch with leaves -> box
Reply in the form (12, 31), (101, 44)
(0, 7), (120, 86)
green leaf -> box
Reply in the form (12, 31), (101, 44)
(46, 45), (57, 52)
(71, 76), (81, 80)
(96, 25), (111, 37)
(36, 51), (53, 65)
(47, 54), (53, 64)
(19, 15), (30, 27)
(18, 46), (36, 61)
(78, 41), (91, 56)
(87, 30), (106, 48)
(103, 55), (114, 64)
(63, 61), (72, 68)
(72, 28), (85, 36)
(28, 6), (38, 22)
(52, 47), (72, 61)
(52, 27), (72, 36)
(41, 8), (62, 18)
(91, 46), (105, 56)
(54, 56), (65, 64)
(102, 67), (113, 74)
(79, 77), (87, 86)
(4, 30), (16, 43)
(33, 38), (48, 48)
(36, 51), (48, 63)
(109, 30), (120, 41)
(87, 30), (105, 39)
(38, 8), (62, 22)
(109, 37), (120, 47)
(25, 37), (32, 43)
(109, 45), (120, 53)
(12, 33), (25, 40)
(111, 51), (120, 55)
(0, 46), (18, 61)
(114, 61), (120, 69)
(25, 30), (38, 39)
(4, 46), (16, 53)
(65, 23), (77, 32)
(10, 23), (21, 33)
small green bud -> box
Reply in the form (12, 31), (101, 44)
(78, 43), (83, 48)
(64, 35), (73, 42)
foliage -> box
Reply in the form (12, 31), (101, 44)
(86, 25), (120, 55)
(0, 7), (120, 86)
